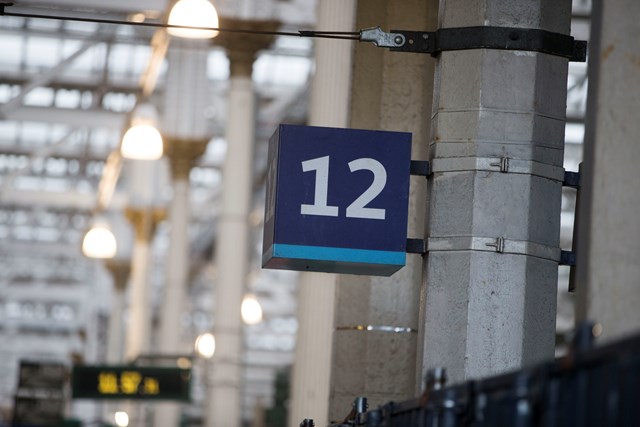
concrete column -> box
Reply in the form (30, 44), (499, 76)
(121, 159), (166, 427)
(153, 139), (207, 427)
(287, 1), (356, 426)
(154, 42), (210, 427)
(124, 207), (164, 362)
(103, 259), (130, 427)
(124, 206), (163, 427)
(206, 19), (278, 427)
(162, 43), (211, 138)
(104, 259), (130, 364)
(575, 0), (640, 342)
(420, 0), (571, 385)
(327, 0), (436, 421)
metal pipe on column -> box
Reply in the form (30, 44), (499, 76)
(419, 0), (572, 384)
(287, 1), (356, 426)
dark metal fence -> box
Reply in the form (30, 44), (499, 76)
(302, 325), (640, 427)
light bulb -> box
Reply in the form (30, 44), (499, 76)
(168, 0), (219, 39)
(120, 123), (163, 160)
(195, 332), (215, 358)
(82, 225), (117, 259)
(241, 294), (263, 325)
(114, 411), (129, 427)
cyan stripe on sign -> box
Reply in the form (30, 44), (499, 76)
(273, 244), (405, 266)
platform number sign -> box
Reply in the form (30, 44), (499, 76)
(262, 124), (412, 276)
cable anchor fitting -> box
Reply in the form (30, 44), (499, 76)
(362, 25), (587, 62)
(360, 26), (406, 48)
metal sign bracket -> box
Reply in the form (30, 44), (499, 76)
(410, 160), (431, 178)
(361, 26), (587, 62)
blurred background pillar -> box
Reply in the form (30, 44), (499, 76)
(124, 159), (166, 427)
(103, 259), (130, 427)
(104, 259), (131, 364)
(154, 41), (211, 427)
(287, 1), (356, 426)
(206, 18), (278, 427)
(327, 0), (435, 421)
(575, 0), (640, 341)
(124, 192), (165, 361)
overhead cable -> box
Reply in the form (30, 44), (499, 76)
(0, 3), (360, 40)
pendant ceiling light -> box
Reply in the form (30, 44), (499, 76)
(120, 103), (164, 160)
(195, 332), (216, 358)
(241, 294), (263, 325)
(168, 0), (219, 39)
(82, 223), (117, 259)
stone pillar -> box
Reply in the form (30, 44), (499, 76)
(153, 139), (207, 427)
(575, 0), (640, 342)
(206, 18), (278, 427)
(104, 259), (131, 364)
(327, 1), (436, 420)
(155, 42), (210, 427)
(103, 259), (130, 427)
(420, 0), (571, 385)
(124, 207), (164, 362)
(287, 1), (356, 426)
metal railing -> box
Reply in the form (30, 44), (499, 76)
(302, 324), (640, 427)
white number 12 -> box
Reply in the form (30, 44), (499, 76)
(300, 156), (339, 217)
(300, 156), (387, 220)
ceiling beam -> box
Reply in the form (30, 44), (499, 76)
(0, 30), (110, 117)
(6, 106), (126, 128)
(0, 189), (127, 210)
(0, 69), (141, 93)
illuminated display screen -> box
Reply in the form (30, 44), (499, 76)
(71, 365), (191, 401)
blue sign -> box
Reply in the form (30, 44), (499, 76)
(262, 124), (412, 276)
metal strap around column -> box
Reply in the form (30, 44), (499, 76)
(427, 236), (561, 262)
(336, 325), (417, 333)
(431, 156), (565, 182)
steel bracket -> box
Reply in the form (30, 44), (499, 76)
(563, 170), (581, 189)
(406, 238), (427, 254)
(361, 26), (587, 62)
(410, 160), (431, 177)
(560, 250), (576, 267)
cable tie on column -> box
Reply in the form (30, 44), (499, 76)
(336, 325), (417, 333)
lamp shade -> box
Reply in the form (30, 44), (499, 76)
(82, 225), (117, 259)
(120, 123), (163, 160)
(114, 411), (129, 427)
(168, 0), (219, 39)
(195, 332), (216, 358)
(241, 294), (263, 325)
